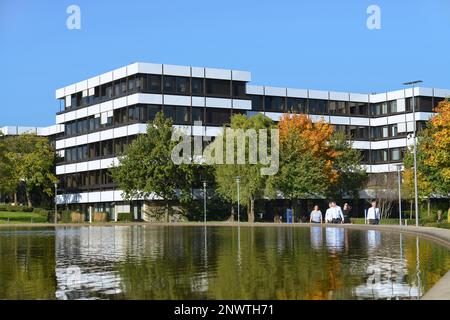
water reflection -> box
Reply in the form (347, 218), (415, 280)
(0, 226), (448, 300)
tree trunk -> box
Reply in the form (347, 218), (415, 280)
(13, 192), (18, 206)
(248, 198), (255, 223)
(447, 205), (450, 223)
(25, 189), (32, 208)
(410, 201), (413, 220)
(165, 201), (169, 223)
(427, 199), (431, 218)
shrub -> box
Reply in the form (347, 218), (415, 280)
(117, 212), (133, 222)
(70, 212), (85, 223)
(60, 211), (72, 223)
(93, 211), (108, 222)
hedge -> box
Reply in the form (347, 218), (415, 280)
(118, 212), (133, 222)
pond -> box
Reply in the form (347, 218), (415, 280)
(0, 225), (448, 300)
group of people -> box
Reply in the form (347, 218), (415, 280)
(309, 200), (381, 225)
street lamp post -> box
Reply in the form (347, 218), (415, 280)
(54, 182), (58, 224)
(395, 164), (402, 225)
(203, 181), (207, 224)
(236, 176), (240, 223)
(403, 80), (423, 227)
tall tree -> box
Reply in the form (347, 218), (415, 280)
(110, 112), (194, 222)
(1, 134), (56, 207)
(213, 114), (276, 222)
(328, 131), (367, 201)
(403, 99), (450, 218)
(277, 113), (338, 214)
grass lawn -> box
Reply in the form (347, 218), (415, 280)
(0, 211), (48, 224)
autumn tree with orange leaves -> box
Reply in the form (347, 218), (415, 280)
(404, 99), (450, 219)
(277, 113), (339, 213)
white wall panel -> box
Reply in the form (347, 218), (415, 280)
(389, 138), (407, 148)
(113, 126), (128, 138)
(100, 101), (113, 113)
(137, 62), (162, 74)
(350, 93), (369, 102)
(87, 104), (100, 116)
(232, 99), (252, 110)
(205, 68), (231, 80)
(99, 72), (113, 85)
(329, 91), (349, 101)
(387, 90), (404, 100)
(264, 112), (282, 121)
(88, 160), (101, 171)
(371, 140), (389, 149)
(163, 94), (191, 106)
(56, 165), (65, 175)
(76, 107), (88, 119)
(352, 141), (371, 149)
(55, 139), (65, 150)
(163, 64), (191, 77)
(191, 67), (204, 78)
(265, 86), (286, 97)
(387, 114), (405, 125)
(205, 126), (222, 137)
(370, 117), (388, 127)
(192, 96), (205, 107)
(287, 88), (308, 98)
(329, 116), (350, 125)
(113, 97), (127, 109)
(56, 88), (65, 99)
(76, 135), (88, 145)
(205, 97), (232, 108)
(87, 76), (100, 88)
(76, 162), (88, 172)
(349, 117), (370, 126)
(100, 129), (114, 140)
(308, 90), (328, 100)
(246, 85), (264, 95)
(231, 70), (251, 82)
(139, 93), (162, 105)
(113, 66), (127, 80)
(87, 132), (101, 143)
(56, 114), (65, 124)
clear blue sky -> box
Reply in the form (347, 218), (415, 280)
(1, 0), (449, 126)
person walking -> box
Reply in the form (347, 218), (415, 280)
(343, 203), (352, 224)
(325, 202), (334, 223)
(310, 205), (323, 224)
(365, 200), (381, 225)
(331, 201), (344, 224)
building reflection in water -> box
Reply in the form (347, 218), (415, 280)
(354, 230), (419, 299)
(55, 226), (130, 299)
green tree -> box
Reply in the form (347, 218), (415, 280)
(328, 131), (367, 201)
(277, 113), (338, 215)
(213, 114), (276, 222)
(110, 112), (194, 222)
(1, 134), (56, 207)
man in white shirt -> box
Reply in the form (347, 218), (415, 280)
(331, 202), (344, 224)
(325, 202), (334, 223)
(365, 200), (381, 225)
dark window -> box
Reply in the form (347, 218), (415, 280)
(192, 78), (204, 95)
(287, 98), (306, 113)
(146, 105), (161, 122)
(388, 100), (397, 113)
(206, 108), (231, 125)
(418, 97), (433, 112)
(232, 81), (246, 98)
(192, 107), (204, 123)
(329, 101), (348, 115)
(308, 99), (327, 114)
(370, 102), (388, 116)
(146, 75), (161, 93)
(390, 148), (403, 161)
(163, 76), (176, 94)
(102, 140), (113, 157)
(405, 97), (419, 112)
(265, 96), (285, 112)
(176, 77), (190, 94)
(251, 95), (264, 111)
(433, 97), (444, 109)
(205, 79), (231, 97)
(349, 102), (368, 116)
(163, 106), (190, 124)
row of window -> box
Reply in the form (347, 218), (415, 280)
(63, 74), (247, 111)
(60, 147), (405, 191)
(360, 148), (405, 164)
(62, 136), (137, 163)
(63, 105), (246, 138)
(250, 96), (444, 116)
(63, 169), (114, 191)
